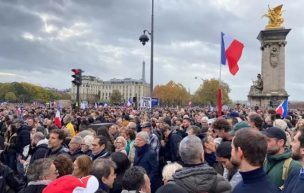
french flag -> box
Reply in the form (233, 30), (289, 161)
(276, 99), (288, 118)
(127, 97), (133, 107)
(54, 109), (62, 128)
(221, 32), (244, 75)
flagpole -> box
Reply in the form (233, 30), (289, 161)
(218, 33), (223, 118)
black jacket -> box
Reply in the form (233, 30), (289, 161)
(134, 144), (159, 187)
(163, 131), (182, 162)
(16, 126), (31, 154)
(18, 184), (47, 193)
(283, 169), (304, 193)
(45, 145), (69, 158)
(30, 143), (48, 164)
(0, 163), (24, 193)
(69, 148), (84, 161)
(90, 149), (110, 161)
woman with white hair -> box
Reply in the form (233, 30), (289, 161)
(115, 136), (127, 155)
(162, 162), (182, 184)
(81, 135), (94, 155)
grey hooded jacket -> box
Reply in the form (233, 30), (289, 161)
(173, 163), (231, 193)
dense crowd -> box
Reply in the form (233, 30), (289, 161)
(0, 102), (304, 193)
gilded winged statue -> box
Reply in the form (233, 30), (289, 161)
(262, 4), (284, 29)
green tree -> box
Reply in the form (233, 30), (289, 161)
(154, 81), (191, 106)
(193, 79), (231, 106)
(110, 90), (123, 104)
(5, 92), (17, 102)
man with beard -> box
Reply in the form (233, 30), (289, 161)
(283, 127), (304, 193)
(263, 127), (301, 188)
(231, 129), (279, 193)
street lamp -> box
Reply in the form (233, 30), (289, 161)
(139, 0), (154, 98)
(194, 76), (205, 81)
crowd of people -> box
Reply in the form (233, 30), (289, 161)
(0, 102), (304, 193)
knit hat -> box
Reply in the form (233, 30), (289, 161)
(229, 121), (251, 136)
(262, 127), (286, 142)
(156, 183), (188, 193)
(136, 131), (150, 144)
(42, 175), (99, 193)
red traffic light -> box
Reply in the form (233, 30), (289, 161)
(71, 69), (81, 74)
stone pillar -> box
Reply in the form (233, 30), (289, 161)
(258, 29), (290, 94)
(248, 29), (290, 108)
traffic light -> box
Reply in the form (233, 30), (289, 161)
(71, 69), (82, 86)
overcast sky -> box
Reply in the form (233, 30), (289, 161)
(0, 0), (303, 101)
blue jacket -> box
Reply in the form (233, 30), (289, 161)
(134, 144), (159, 185)
(283, 168), (304, 193)
(232, 167), (279, 193)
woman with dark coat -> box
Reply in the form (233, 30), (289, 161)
(110, 152), (130, 193)
(4, 124), (18, 172)
(133, 131), (159, 193)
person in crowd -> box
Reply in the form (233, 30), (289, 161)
(247, 112), (263, 131)
(173, 135), (231, 193)
(186, 125), (201, 136)
(177, 117), (190, 138)
(62, 114), (76, 138)
(90, 135), (110, 160)
(69, 135), (84, 161)
(263, 127), (301, 188)
(19, 158), (57, 193)
(4, 123), (18, 171)
(161, 124), (182, 163)
(114, 136), (127, 155)
(123, 129), (136, 156)
(215, 141), (242, 190)
(212, 118), (233, 142)
(202, 134), (224, 174)
(72, 155), (92, 178)
(109, 124), (120, 140)
(231, 129), (279, 193)
(53, 154), (74, 177)
(90, 158), (117, 193)
(0, 160), (23, 193)
(161, 162), (182, 184)
(29, 132), (48, 164)
(46, 129), (69, 158)
(121, 166), (151, 193)
(283, 127), (304, 193)
(81, 134), (94, 155)
(141, 122), (160, 156)
(134, 131), (159, 193)
(110, 152), (131, 193)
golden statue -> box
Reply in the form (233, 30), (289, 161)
(262, 4), (284, 29)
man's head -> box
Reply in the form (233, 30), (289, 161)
(27, 158), (58, 181)
(135, 131), (149, 147)
(231, 129), (267, 169)
(212, 118), (231, 139)
(263, 127), (286, 155)
(31, 132), (45, 146)
(248, 113), (263, 130)
(182, 118), (191, 128)
(90, 159), (116, 188)
(27, 117), (35, 128)
(179, 135), (204, 165)
(122, 166), (151, 193)
(109, 124), (119, 136)
(48, 129), (66, 149)
(216, 141), (234, 170)
(141, 122), (152, 134)
(291, 127), (304, 161)
(91, 135), (107, 155)
(69, 136), (82, 154)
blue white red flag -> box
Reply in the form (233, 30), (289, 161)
(221, 32), (244, 75)
(127, 97), (133, 107)
(276, 99), (288, 118)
